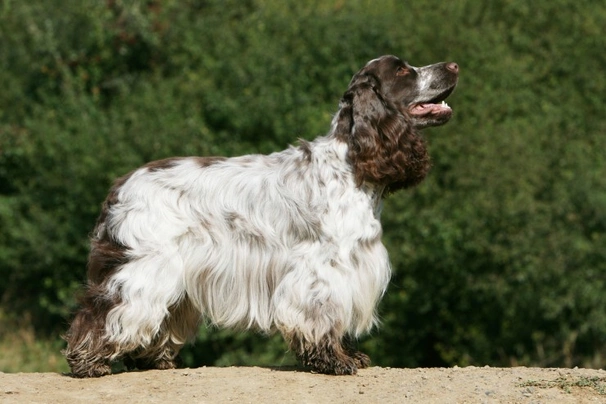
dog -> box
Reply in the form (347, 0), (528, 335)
(64, 55), (459, 377)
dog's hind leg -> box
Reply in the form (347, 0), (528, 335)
(125, 297), (200, 371)
(101, 251), (191, 371)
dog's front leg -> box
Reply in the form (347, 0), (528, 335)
(284, 329), (360, 375)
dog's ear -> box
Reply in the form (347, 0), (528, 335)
(335, 74), (430, 192)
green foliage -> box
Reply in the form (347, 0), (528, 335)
(367, 0), (606, 368)
(520, 376), (606, 396)
(0, 310), (69, 373)
(0, 0), (605, 371)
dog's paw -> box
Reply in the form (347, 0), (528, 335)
(124, 353), (179, 371)
(331, 360), (358, 375)
(69, 362), (112, 378)
(310, 355), (358, 375)
(351, 351), (371, 369)
(135, 357), (178, 370)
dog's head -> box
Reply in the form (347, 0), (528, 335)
(350, 55), (459, 129)
(334, 55), (459, 191)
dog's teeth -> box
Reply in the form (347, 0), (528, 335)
(441, 101), (450, 108)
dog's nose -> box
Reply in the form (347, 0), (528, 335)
(446, 62), (459, 73)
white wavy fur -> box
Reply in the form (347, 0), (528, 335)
(102, 131), (391, 353)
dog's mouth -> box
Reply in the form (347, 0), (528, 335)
(407, 86), (456, 128)
(409, 100), (452, 117)
(409, 88), (455, 118)
(410, 99), (451, 114)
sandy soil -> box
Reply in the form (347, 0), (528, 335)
(1, 366), (605, 403)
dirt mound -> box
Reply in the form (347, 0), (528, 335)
(2, 366), (605, 403)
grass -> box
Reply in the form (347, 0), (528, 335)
(520, 376), (606, 396)
(0, 312), (69, 374)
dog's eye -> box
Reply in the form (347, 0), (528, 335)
(396, 66), (410, 76)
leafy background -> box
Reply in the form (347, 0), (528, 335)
(1, 0), (605, 372)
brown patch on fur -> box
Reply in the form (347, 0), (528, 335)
(144, 156), (227, 172)
(285, 331), (363, 375)
(298, 140), (313, 163)
(144, 157), (182, 172)
(332, 101), (354, 145)
(192, 156), (227, 169)
(335, 81), (430, 194)
(87, 235), (129, 285)
(93, 173), (130, 230)
(87, 169), (134, 284)
(224, 211), (268, 246)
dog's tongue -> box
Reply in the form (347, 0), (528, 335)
(410, 101), (451, 115)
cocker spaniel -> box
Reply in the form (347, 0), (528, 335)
(64, 55), (459, 377)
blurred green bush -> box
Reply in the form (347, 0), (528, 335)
(1, 0), (605, 370)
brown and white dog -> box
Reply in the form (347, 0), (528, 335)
(64, 55), (459, 377)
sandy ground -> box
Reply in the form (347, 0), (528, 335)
(1, 366), (605, 403)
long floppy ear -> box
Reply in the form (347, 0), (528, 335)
(335, 74), (431, 192)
